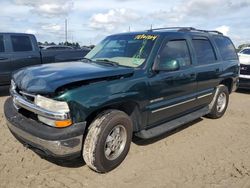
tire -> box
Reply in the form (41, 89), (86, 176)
(83, 110), (133, 173)
(206, 85), (229, 119)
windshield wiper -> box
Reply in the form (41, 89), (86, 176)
(95, 59), (120, 66)
(81, 57), (93, 62)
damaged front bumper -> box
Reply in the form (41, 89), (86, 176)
(4, 97), (86, 158)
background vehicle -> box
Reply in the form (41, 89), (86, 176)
(4, 27), (239, 173)
(40, 45), (74, 50)
(238, 47), (250, 89)
(0, 33), (90, 86)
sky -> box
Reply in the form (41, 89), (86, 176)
(0, 0), (250, 47)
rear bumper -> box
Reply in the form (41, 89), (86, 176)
(4, 97), (86, 158)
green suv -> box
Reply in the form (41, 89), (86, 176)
(4, 27), (239, 173)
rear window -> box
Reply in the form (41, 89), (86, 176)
(214, 36), (238, 60)
(0, 36), (4, 52)
(192, 39), (217, 64)
(11, 36), (33, 52)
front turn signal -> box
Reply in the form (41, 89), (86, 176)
(55, 119), (72, 128)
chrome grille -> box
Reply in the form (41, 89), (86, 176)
(240, 64), (250, 75)
(19, 91), (36, 102)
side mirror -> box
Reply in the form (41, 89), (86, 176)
(153, 58), (180, 72)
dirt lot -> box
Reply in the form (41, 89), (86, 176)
(0, 90), (250, 188)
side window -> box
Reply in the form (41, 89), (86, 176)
(158, 40), (191, 70)
(0, 35), (5, 52)
(213, 36), (238, 60)
(11, 36), (33, 52)
(192, 39), (216, 64)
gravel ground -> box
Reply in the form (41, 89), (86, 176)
(0, 90), (250, 188)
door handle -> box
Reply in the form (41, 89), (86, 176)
(190, 73), (196, 78)
(0, 57), (8, 61)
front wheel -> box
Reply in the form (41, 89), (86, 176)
(83, 110), (133, 173)
(207, 85), (229, 119)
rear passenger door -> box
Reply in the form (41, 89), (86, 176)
(10, 34), (41, 71)
(0, 35), (12, 85)
(191, 37), (221, 107)
(147, 37), (197, 127)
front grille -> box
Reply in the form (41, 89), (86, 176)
(240, 64), (250, 75)
(19, 91), (36, 102)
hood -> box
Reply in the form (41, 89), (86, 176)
(13, 61), (134, 94)
(238, 53), (250, 65)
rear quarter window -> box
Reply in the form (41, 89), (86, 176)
(0, 36), (4, 52)
(213, 36), (238, 60)
(11, 35), (33, 52)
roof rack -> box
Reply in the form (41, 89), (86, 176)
(147, 27), (223, 35)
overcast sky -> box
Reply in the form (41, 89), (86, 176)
(0, 0), (250, 46)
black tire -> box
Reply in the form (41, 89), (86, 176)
(206, 85), (229, 119)
(83, 110), (133, 173)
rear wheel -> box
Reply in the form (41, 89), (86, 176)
(83, 110), (132, 173)
(207, 85), (229, 119)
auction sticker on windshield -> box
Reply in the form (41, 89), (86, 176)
(134, 34), (158, 41)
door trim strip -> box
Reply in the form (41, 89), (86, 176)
(151, 92), (214, 114)
(197, 92), (213, 99)
(152, 98), (196, 113)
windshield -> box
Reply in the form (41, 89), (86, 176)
(240, 49), (250, 55)
(85, 34), (158, 68)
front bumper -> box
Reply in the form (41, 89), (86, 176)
(4, 97), (86, 158)
(239, 75), (250, 89)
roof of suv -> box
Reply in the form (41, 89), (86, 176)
(111, 27), (225, 38)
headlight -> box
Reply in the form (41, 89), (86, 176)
(35, 95), (72, 128)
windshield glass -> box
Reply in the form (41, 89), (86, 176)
(85, 34), (158, 68)
(240, 49), (250, 55)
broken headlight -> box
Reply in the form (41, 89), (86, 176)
(35, 95), (72, 128)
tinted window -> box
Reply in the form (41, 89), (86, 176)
(158, 40), (191, 69)
(214, 36), (238, 60)
(11, 36), (33, 52)
(193, 39), (216, 64)
(0, 36), (4, 52)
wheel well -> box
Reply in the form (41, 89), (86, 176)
(220, 78), (233, 93)
(85, 101), (140, 132)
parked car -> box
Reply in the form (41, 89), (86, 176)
(238, 47), (250, 89)
(4, 27), (239, 173)
(0, 33), (90, 86)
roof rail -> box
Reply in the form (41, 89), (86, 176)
(180, 28), (223, 35)
(147, 27), (223, 35)
(147, 27), (195, 32)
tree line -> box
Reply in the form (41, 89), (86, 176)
(37, 41), (92, 49)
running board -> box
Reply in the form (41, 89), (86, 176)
(135, 106), (210, 139)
